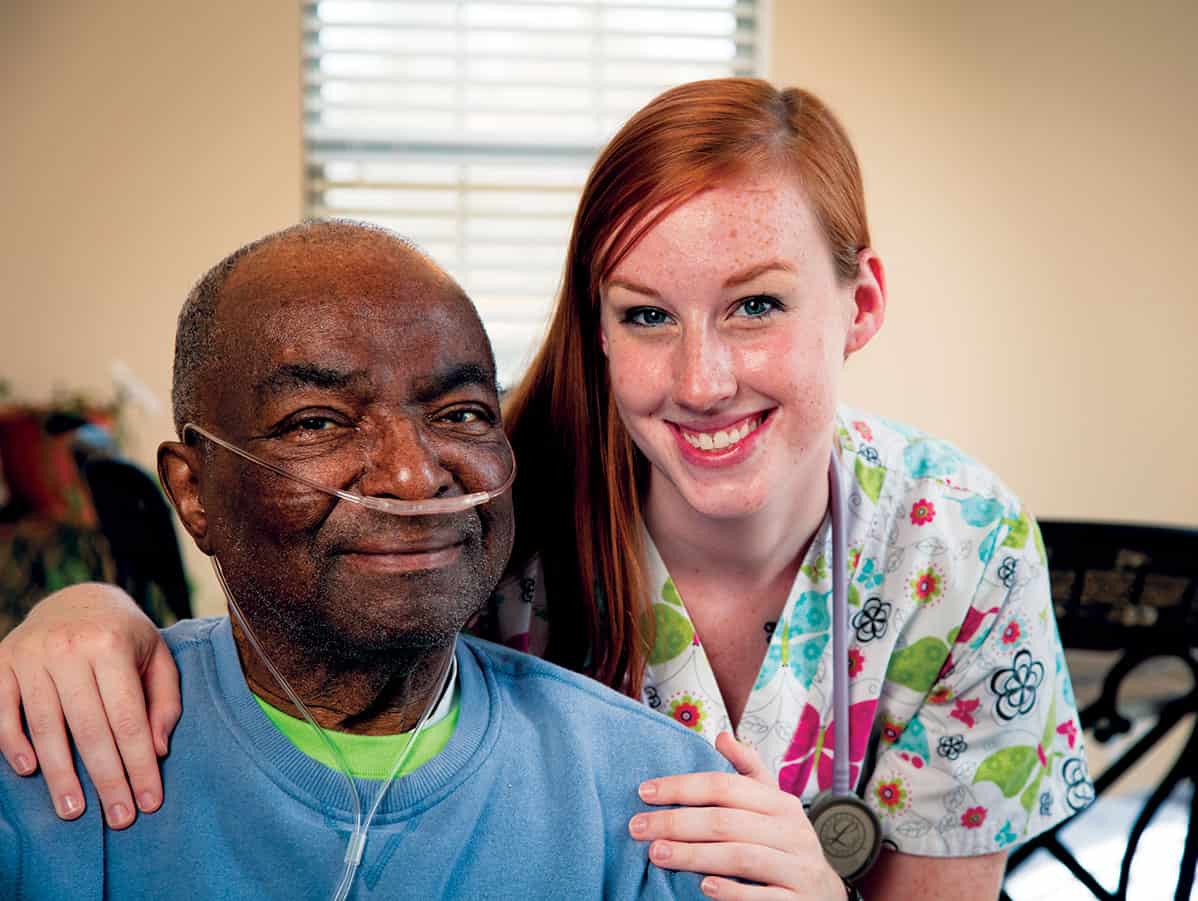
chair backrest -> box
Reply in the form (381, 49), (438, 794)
(81, 457), (191, 625)
(1040, 520), (1198, 653)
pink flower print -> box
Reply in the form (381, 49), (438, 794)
(881, 717), (905, 745)
(910, 565), (945, 605)
(853, 420), (873, 442)
(875, 778), (908, 814)
(1037, 744), (1048, 768)
(950, 698), (981, 729)
(668, 694), (705, 732)
(847, 648), (865, 677)
(1056, 720), (1078, 750)
(778, 699), (878, 798)
(1002, 621), (1021, 645)
(909, 498), (936, 526)
(961, 806), (987, 829)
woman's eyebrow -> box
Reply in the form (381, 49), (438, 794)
(412, 362), (496, 403)
(604, 277), (660, 299)
(723, 260), (796, 288)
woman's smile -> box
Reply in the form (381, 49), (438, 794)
(667, 410), (774, 468)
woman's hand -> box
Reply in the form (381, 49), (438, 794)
(0, 582), (180, 829)
(631, 732), (846, 899)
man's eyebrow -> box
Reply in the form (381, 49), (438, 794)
(413, 363), (496, 403)
(723, 260), (797, 288)
(255, 363), (368, 398)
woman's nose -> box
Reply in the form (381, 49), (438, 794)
(670, 327), (736, 412)
(356, 418), (455, 500)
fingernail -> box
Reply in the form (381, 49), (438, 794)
(650, 842), (671, 862)
(629, 815), (647, 837)
(14, 754), (33, 775)
(701, 878), (719, 897)
(108, 802), (131, 826)
(156, 734), (169, 756)
(638, 781), (657, 800)
(57, 794), (82, 818)
(137, 791), (158, 812)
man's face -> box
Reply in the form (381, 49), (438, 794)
(191, 237), (514, 658)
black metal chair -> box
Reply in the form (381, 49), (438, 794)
(60, 418), (191, 626)
(1002, 520), (1198, 901)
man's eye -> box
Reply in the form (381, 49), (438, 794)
(625, 307), (672, 327)
(294, 417), (339, 431)
(438, 407), (494, 429)
(734, 295), (783, 318)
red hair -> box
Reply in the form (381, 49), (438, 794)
(502, 78), (871, 696)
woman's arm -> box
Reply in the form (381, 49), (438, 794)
(860, 848), (1007, 899)
(0, 582), (179, 829)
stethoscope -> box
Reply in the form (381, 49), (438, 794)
(802, 454), (883, 882)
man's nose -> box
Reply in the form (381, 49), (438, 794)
(356, 418), (455, 500)
(670, 326), (737, 412)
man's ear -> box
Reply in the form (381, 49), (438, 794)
(843, 249), (887, 359)
(158, 440), (213, 556)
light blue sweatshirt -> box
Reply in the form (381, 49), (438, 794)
(0, 618), (731, 899)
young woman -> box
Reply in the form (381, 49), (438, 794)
(0, 79), (1089, 898)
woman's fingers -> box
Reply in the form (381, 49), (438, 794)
(143, 638), (181, 758)
(640, 770), (801, 818)
(697, 875), (800, 900)
(715, 732), (774, 784)
(630, 804), (804, 853)
(94, 652), (164, 815)
(11, 664), (86, 820)
(648, 839), (797, 889)
(53, 662), (140, 829)
(0, 663), (37, 775)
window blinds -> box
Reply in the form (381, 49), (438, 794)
(304, 0), (763, 385)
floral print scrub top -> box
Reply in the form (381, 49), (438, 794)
(485, 407), (1093, 857)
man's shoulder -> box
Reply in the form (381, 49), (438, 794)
(462, 636), (729, 770)
(159, 615), (225, 662)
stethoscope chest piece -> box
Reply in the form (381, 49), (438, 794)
(806, 789), (882, 882)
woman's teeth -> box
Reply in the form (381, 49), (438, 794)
(680, 416), (762, 452)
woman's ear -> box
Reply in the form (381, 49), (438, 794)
(158, 441), (213, 556)
(844, 249), (887, 359)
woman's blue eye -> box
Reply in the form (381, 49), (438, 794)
(626, 307), (672, 327)
(736, 295), (781, 318)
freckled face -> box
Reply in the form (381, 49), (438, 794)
(599, 173), (855, 522)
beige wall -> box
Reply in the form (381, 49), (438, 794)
(2, 2), (1194, 615)
(771, 0), (1198, 526)
(0, 1), (303, 615)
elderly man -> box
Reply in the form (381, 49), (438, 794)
(0, 221), (728, 899)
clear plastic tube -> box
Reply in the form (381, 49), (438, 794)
(184, 422), (515, 517)
(212, 557), (456, 901)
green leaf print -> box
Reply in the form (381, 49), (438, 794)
(885, 637), (949, 694)
(1002, 512), (1030, 549)
(854, 457), (885, 504)
(1019, 767), (1046, 814)
(649, 603), (694, 664)
(801, 554), (828, 584)
(660, 577), (684, 607)
(973, 746), (1038, 798)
